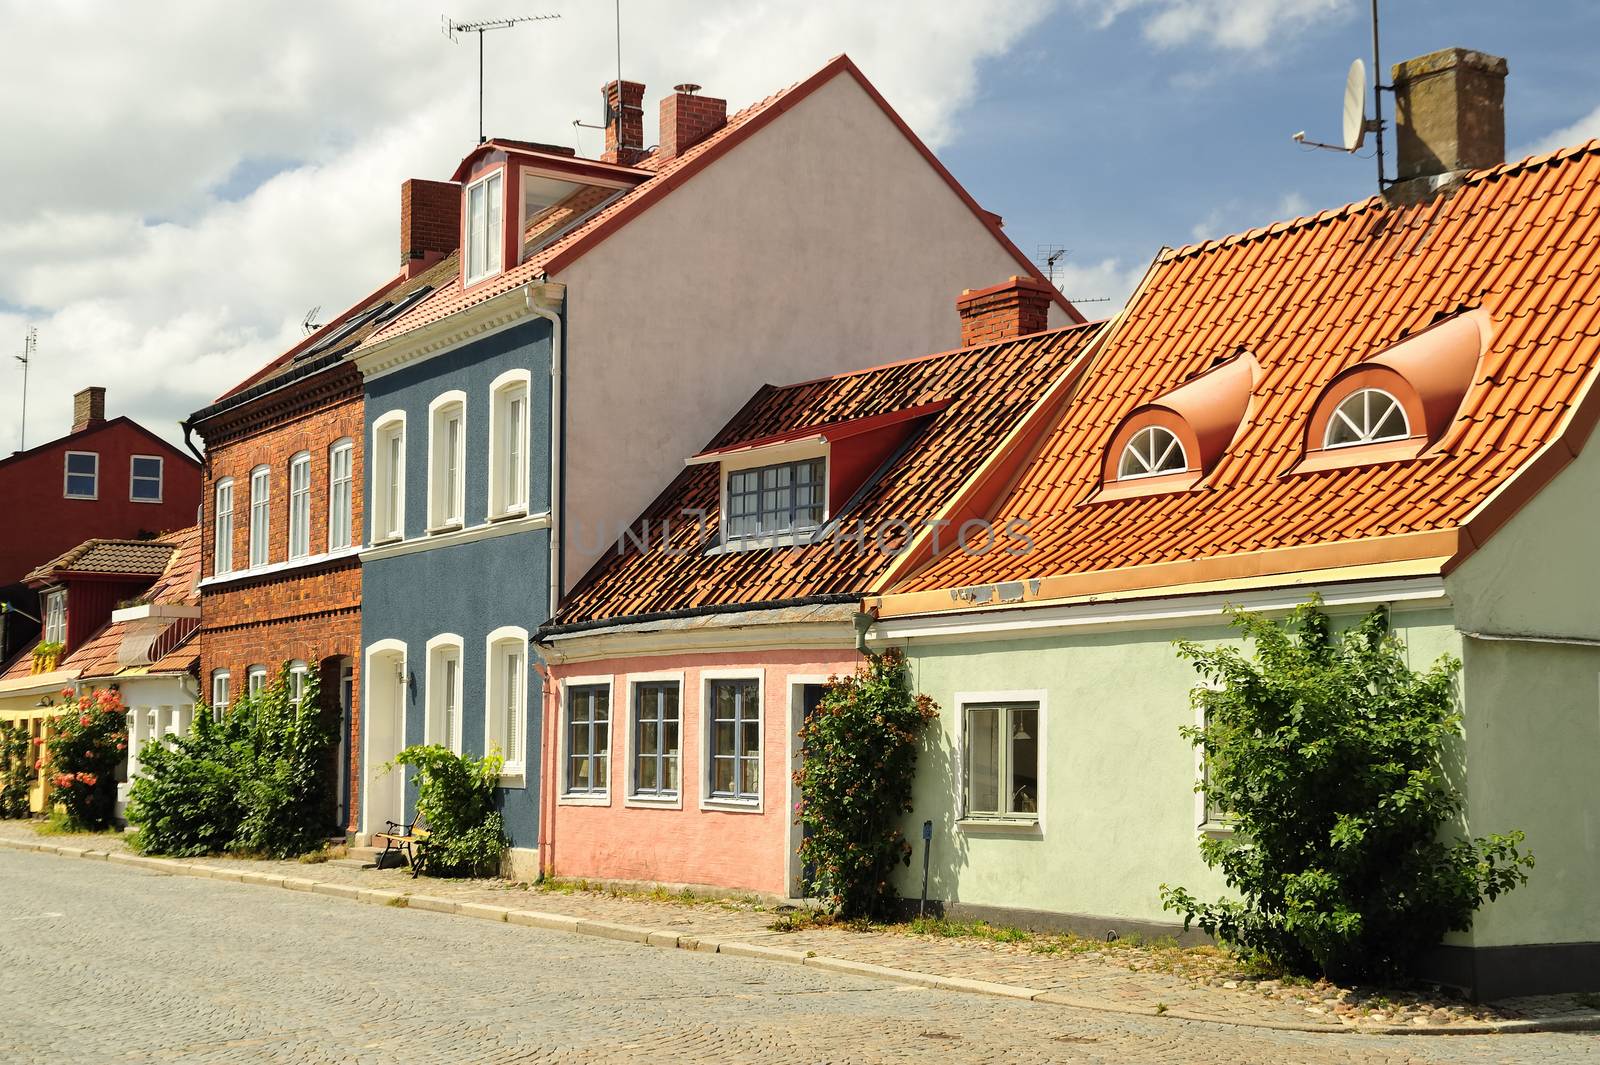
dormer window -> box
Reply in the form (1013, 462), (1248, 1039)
(42, 589), (66, 646)
(726, 457), (826, 541)
(1324, 388), (1409, 448)
(1117, 426), (1188, 480)
(465, 171), (504, 285)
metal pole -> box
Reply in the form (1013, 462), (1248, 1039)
(478, 29), (486, 144)
(1371, 0), (1385, 190)
(918, 819), (933, 917)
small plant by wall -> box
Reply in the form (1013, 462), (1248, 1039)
(1160, 597), (1533, 982)
(0, 721), (32, 818)
(128, 664), (334, 858)
(45, 687), (128, 830)
(795, 649), (938, 920)
(387, 745), (507, 877)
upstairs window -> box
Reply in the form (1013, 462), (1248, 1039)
(1117, 426), (1187, 480)
(428, 394), (466, 531)
(64, 451), (98, 499)
(130, 455), (163, 502)
(488, 372), (530, 519)
(211, 670), (230, 721)
(328, 440), (354, 550)
(288, 452), (311, 559)
(372, 414), (405, 543)
(465, 171), (504, 285)
(214, 478), (234, 575)
(726, 457), (825, 541)
(249, 466), (270, 567)
(42, 590), (66, 646)
(1324, 388), (1409, 448)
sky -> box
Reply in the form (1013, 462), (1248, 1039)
(2, 0), (1597, 453)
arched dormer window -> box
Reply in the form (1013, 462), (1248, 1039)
(1324, 388), (1409, 448)
(1118, 426), (1188, 479)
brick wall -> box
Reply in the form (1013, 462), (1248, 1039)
(956, 275), (1055, 347)
(400, 178), (460, 268)
(659, 91), (727, 160)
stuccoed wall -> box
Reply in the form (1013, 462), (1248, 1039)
(892, 606), (1462, 931)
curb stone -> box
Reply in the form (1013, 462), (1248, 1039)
(1, 836), (1594, 1037)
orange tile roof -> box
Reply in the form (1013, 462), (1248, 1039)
(889, 141), (1600, 603)
(547, 323), (1103, 630)
(26, 539), (176, 584)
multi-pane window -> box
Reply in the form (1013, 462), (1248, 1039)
(632, 681), (681, 799)
(1197, 704), (1233, 830)
(64, 451), (98, 499)
(486, 636), (526, 773)
(130, 455), (163, 502)
(708, 678), (760, 802)
(288, 660), (309, 708)
(466, 171), (504, 284)
(725, 458), (825, 540)
(328, 440), (354, 550)
(42, 590), (66, 646)
(246, 665), (267, 699)
(374, 420), (404, 541)
(1325, 388), (1409, 448)
(214, 479), (234, 574)
(490, 379), (529, 518)
(1117, 426), (1187, 480)
(211, 671), (230, 722)
(964, 703), (1039, 820)
(288, 453), (311, 559)
(565, 684), (609, 795)
(427, 642), (462, 753)
(430, 399), (465, 529)
(249, 466), (270, 567)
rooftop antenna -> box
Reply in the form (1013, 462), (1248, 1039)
(301, 305), (322, 336)
(1037, 244), (1068, 288)
(571, 2), (629, 156)
(1290, 0), (1390, 191)
(443, 13), (561, 144)
(14, 327), (35, 452)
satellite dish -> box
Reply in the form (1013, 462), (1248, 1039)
(1342, 58), (1368, 151)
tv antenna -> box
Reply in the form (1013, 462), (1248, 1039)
(1037, 245), (1068, 287)
(301, 305), (322, 336)
(14, 327), (36, 452)
(443, 13), (561, 144)
(1290, 0), (1390, 190)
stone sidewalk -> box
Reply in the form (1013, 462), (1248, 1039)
(2, 823), (1596, 1038)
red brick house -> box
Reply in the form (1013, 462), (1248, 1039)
(0, 387), (199, 663)
(184, 187), (458, 834)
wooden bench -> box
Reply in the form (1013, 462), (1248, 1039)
(372, 815), (428, 878)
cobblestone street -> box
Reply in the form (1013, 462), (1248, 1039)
(0, 849), (1593, 1064)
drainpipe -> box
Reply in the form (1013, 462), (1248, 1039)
(523, 286), (564, 620)
(531, 646), (559, 879)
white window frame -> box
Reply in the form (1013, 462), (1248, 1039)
(213, 478), (234, 574)
(248, 465), (271, 568)
(487, 369), (532, 520)
(1117, 425), (1188, 480)
(246, 665), (268, 700)
(424, 634), (464, 754)
(288, 660), (310, 708)
(558, 675), (613, 805)
(427, 391), (467, 533)
(625, 670), (685, 809)
(287, 451), (311, 559)
(484, 625), (529, 784)
(954, 689), (1046, 833)
(371, 411), (406, 544)
(63, 450), (99, 500)
(211, 670), (231, 722)
(700, 669), (765, 812)
(129, 454), (164, 503)
(327, 438), (354, 551)
(516, 164), (631, 261)
(41, 589), (66, 645)
(464, 169), (505, 286)
(1323, 387), (1411, 449)
(1194, 688), (1235, 837)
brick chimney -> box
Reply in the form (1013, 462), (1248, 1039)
(72, 387), (106, 433)
(400, 178), (460, 276)
(1386, 47), (1507, 205)
(659, 83), (727, 162)
(956, 277), (1054, 347)
(602, 80), (647, 166)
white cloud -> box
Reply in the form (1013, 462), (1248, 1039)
(1082, 0), (1350, 51)
(1517, 103), (1600, 160)
(0, 0), (1053, 451)
(1052, 255), (1152, 315)
(1189, 191), (1309, 243)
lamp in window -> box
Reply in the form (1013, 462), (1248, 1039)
(1011, 716), (1032, 741)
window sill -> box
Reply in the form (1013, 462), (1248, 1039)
(428, 522), (464, 536)
(705, 529), (827, 556)
(624, 793), (682, 810)
(130, 497), (164, 505)
(957, 817), (1040, 833)
(488, 508), (528, 524)
(197, 545), (365, 589)
(371, 535), (404, 547)
(64, 494), (99, 501)
(558, 792), (610, 807)
(1081, 471), (1202, 504)
(1283, 437), (1428, 476)
(1199, 822), (1235, 840)
(700, 797), (762, 814)
(496, 772), (527, 790)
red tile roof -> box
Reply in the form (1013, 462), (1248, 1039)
(547, 322), (1102, 630)
(882, 141), (1600, 608)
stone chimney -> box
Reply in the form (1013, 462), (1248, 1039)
(659, 84), (727, 162)
(956, 277), (1055, 347)
(1387, 47), (1508, 204)
(602, 80), (647, 166)
(72, 387), (106, 433)
(400, 178), (460, 276)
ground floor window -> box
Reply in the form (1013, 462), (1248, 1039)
(247, 665), (267, 699)
(963, 702), (1039, 820)
(708, 678), (760, 802)
(565, 683), (610, 796)
(632, 680), (680, 798)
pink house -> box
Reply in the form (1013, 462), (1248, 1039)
(536, 282), (1103, 898)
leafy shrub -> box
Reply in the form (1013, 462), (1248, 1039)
(128, 663), (334, 859)
(1160, 598), (1533, 982)
(388, 744), (506, 877)
(794, 650), (938, 919)
(0, 721), (33, 818)
(45, 687), (128, 830)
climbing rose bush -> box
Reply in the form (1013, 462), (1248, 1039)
(46, 686), (128, 830)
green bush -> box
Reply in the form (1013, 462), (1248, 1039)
(388, 744), (506, 877)
(45, 687), (128, 830)
(794, 650), (938, 919)
(1160, 598), (1533, 982)
(0, 721), (33, 818)
(128, 663), (334, 859)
